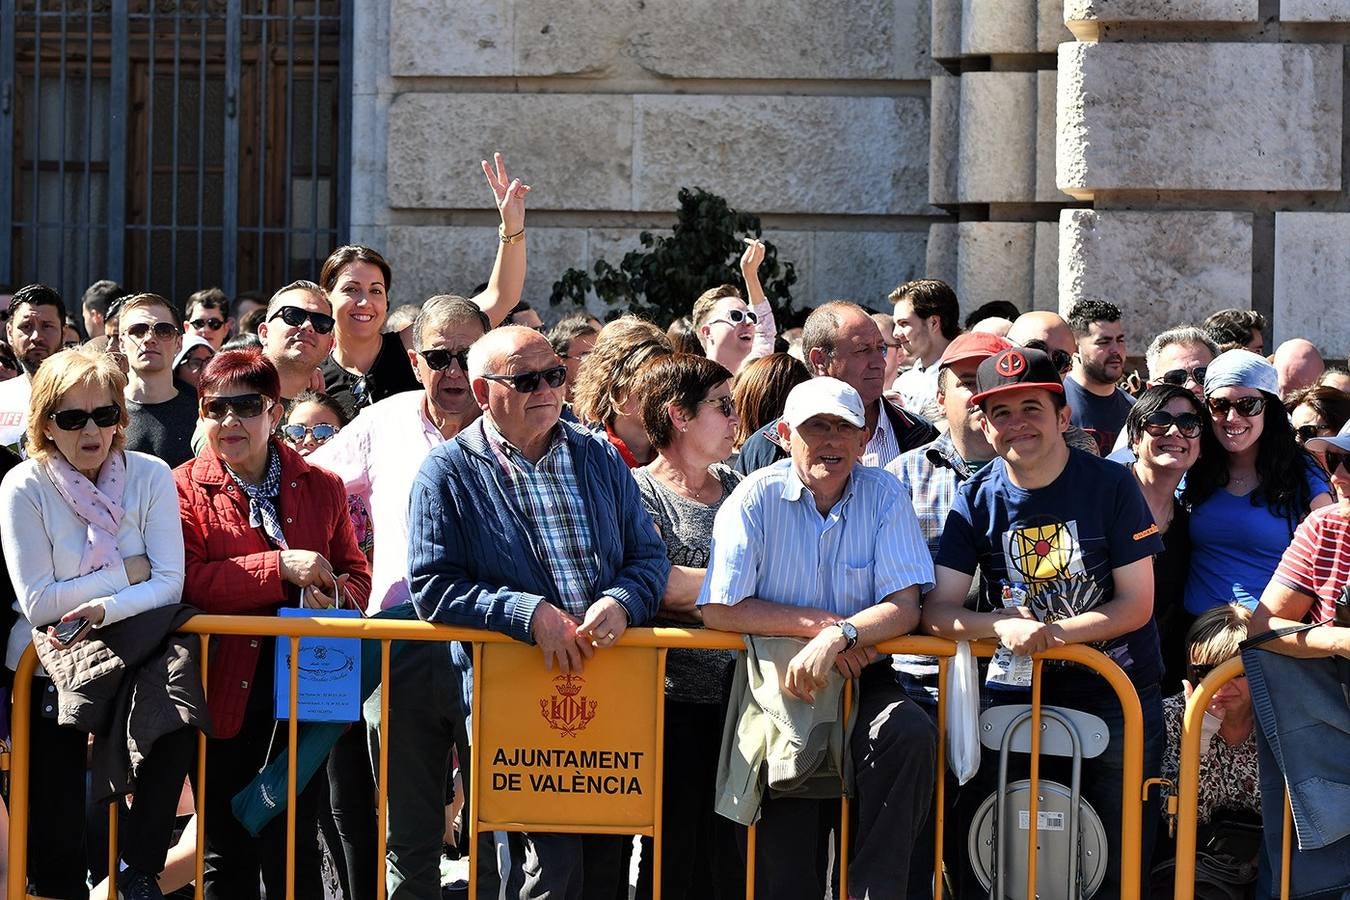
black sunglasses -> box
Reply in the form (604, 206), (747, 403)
(1187, 663), (1217, 685)
(201, 393), (269, 421)
(481, 365), (567, 394)
(50, 404), (120, 431)
(702, 395), (735, 418)
(1295, 424), (1326, 444)
(420, 348), (470, 372)
(1325, 450), (1350, 474)
(281, 423), (340, 444)
(1206, 395), (1266, 418)
(1142, 411), (1204, 439)
(1159, 366), (1207, 387)
(267, 306), (335, 335)
(124, 321), (180, 342)
(189, 317), (226, 331)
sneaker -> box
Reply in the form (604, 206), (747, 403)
(118, 867), (166, 900)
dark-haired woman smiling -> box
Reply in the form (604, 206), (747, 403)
(1123, 384), (1206, 692)
(1183, 350), (1331, 617)
(174, 349), (370, 900)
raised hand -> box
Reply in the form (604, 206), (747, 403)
(482, 151), (531, 236)
(740, 239), (766, 286)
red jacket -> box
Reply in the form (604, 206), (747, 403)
(174, 441), (372, 738)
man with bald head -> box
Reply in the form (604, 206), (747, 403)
(407, 326), (669, 898)
(1274, 338), (1325, 397)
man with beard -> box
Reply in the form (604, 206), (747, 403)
(258, 280), (336, 406)
(0, 283), (65, 452)
(1064, 299), (1135, 454)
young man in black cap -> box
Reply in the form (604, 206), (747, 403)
(919, 346), (1165, 900)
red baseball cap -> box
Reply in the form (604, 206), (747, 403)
(937, 332), (1014, 369)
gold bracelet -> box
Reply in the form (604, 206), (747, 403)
(499, 225), (526, 245)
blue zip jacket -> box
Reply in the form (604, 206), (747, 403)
(406, 418), (669, 644)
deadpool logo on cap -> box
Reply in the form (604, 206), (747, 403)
(995, 351), (1027, 377)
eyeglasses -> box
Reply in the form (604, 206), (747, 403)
(49, 404), (120, 431)
(1206, 395), (1267, 418)
(1325, 450), (1350, 474)
(267, 306), (335, 335)
(281, 423), (340, 445)
(188, 317), (226, 331)
(420, 348), (470, 372)
(1159, 366), (1207, 387)
(708, 309), (758, 327)
(201, 393), (270, 420)
(702, 395), (735, 418)
(1295, 424), (1327, 444)
(1187, 663), (1217, 685)
(481, 365), (567, 394)
(124, 321), (181, 342)
(178, 355), (211, 374)
(350, 375), (372, 408)
(1142, 411), (1204, 439)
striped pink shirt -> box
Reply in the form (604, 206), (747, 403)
(1272, 502), (1350, 622)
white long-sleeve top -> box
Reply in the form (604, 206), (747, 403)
(0, 451), (185, 670)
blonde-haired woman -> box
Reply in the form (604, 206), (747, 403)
(0, 347), (192, 898)
(571, 315), (673, 467)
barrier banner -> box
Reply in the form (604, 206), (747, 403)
(476, 642), (660, 831)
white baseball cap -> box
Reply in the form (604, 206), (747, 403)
(782, 377), (866, 430)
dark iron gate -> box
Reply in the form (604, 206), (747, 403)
(0, 0), (351, 308)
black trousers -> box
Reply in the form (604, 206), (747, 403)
(752, 665), (938, 900)
(191, 652), (325, 900)
(318, 723), (379, 900)
(24, 677), (194, 900)
(632, 699), (744, 900)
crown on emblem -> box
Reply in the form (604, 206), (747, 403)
(553, 673), (584, 697)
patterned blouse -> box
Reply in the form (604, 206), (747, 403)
(1161, 693), (1261, 825)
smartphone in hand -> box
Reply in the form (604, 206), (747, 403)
(50, 617), (92, 649)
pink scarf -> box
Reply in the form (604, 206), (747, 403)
(43, 451), (127, 576)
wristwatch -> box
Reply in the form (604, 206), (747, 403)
(835, 620), (859, 651)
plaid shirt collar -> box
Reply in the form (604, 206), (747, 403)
(924, 431), (973, 480)
(483, 417), (565, 472)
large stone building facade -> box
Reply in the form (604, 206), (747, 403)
(353, 0), (1350, 357)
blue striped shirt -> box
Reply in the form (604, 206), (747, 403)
(697, 460), (935, 616)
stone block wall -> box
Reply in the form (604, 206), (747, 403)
(1056, 2), (1350, 358)
(926, 1), (1076, 319)
(350, 0), (945, 324)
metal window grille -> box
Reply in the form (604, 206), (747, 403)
(0, 0), (351, 308)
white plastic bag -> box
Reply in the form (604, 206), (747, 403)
(945, 640), (981, 785)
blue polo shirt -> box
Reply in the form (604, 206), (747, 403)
(698, 460), (934, 616)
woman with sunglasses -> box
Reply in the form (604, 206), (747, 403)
(1285, 385), (1350, 475)
(174, 349), (370, 900)
(572, 316), (674, 467)
(1183, 350), (1332, 618)
(1153, 604), (1260, 894)
(0, 347), (194, 898)
(627, 353), (744, 899)
(1123, 384), (1207, 693)
(318, 153), (531, 416)
(689, 240), (776, 376)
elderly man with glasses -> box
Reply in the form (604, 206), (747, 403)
(405, 325), (668, 898)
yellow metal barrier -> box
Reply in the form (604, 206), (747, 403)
(4, 617), (1147, 900)
(1171, 656), (1294, 900)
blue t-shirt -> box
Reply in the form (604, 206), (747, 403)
(1183, 462), (1331, 615)
(936, 448), (1165, 689)
(1064, 377), (1135, 457)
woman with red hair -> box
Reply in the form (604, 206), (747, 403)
(174, 349), (370, 899)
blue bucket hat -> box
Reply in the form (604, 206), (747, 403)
(1203, 349), (1280, 398)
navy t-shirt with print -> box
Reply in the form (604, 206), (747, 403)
(936, 447), (1165, 690)
(1064, 377), (1135, 456)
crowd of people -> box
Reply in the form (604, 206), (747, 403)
(0, 155), (1346, 900)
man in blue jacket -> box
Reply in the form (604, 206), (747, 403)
(407, 325), (669, 899)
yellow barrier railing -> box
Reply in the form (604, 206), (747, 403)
(1171, 655), (1294, 900)
(4, 617), (1147, 900)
